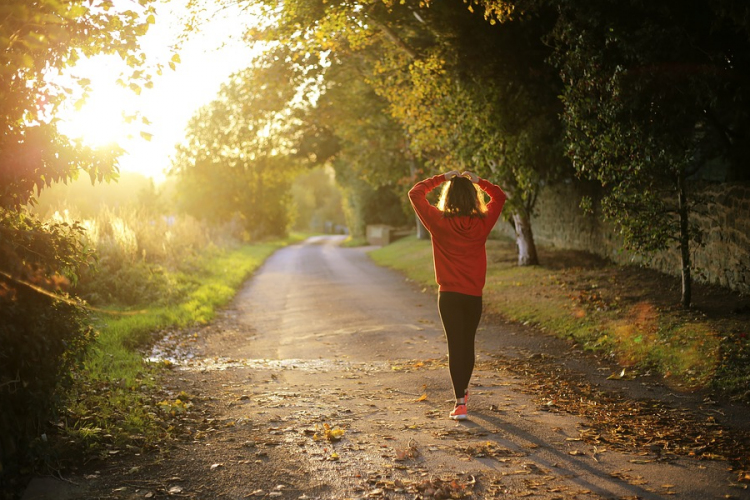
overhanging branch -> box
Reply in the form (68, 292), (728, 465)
(367, 17), (419, 60)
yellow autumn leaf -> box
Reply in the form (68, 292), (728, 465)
(326, 428), (345, 441)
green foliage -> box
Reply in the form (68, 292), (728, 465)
(171, 55), (308, 239)
(245, 0), (569, 264)
(0, 208), (91, 286)
(1, 0), (159, 488)
(62, 240), (288, 464)
(314, 57), (414, 188)
(290, 166), (346, 232)
(0, 284), (94, 489)
(69, 207), (225, 307)
(0, 0), (159, 208)
(33, 181), (250, 312)
(335, 161), (412, 238)
(301, 56), (415, 236)
(550, 0), (750, 305)
(0, 184), (97, 498)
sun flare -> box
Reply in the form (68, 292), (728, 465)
(53, 1), (260, 181)
(58, 79), (135, 148)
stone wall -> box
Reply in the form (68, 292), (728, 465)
(690, 183), (750, 292)
(496, 180), (750, 295)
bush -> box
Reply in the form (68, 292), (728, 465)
(50, 207), (242, 307)
(0, 203), (244, 495)
(0, 208), (95, 495)
(0, 285), (93, 493)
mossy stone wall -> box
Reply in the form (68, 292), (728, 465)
(495, 180), (750, 294)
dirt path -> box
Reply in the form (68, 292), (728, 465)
(28, 236), (749, 499)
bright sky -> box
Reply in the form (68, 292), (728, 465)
(57, 0), (259, 183)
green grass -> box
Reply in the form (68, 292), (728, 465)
(63, 237), (298, 451)
(341, 235), (370, 247)
(368, 234), (436, 285)
(369, 235), (748, 397)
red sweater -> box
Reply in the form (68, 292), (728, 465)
(408, 174), (506, 296)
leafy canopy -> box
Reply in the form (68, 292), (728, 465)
(1, 0), (161, 209)
(171, 50), (312, 238)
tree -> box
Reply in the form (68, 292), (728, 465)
(290, 166), (346, 233)
(550, 0), (750, 307)
(247, 0), (569, 265)
(1, 0), (161, 208)
(307, 55), (416, 238)
(171, 51), (307, 239)
(0, 0), (158, 485)
(1, 0), (161, 283)
(363, 1), (569, 264)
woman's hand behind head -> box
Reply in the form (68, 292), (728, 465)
(461, 171), (479, 183)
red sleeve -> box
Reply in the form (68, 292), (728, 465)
(408, 174), (446, 232)
(478, 178), (507, 228)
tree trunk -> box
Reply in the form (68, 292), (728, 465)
(416, 217), (430, 240)
(512, 211), (539, 266)
(678, 170), (692, 308)
(408, 155), (430, 240)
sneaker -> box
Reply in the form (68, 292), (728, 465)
(450, 404), (468, 420)
(464, 390), (469, 405)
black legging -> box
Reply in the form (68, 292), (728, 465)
(437, 291), (483, 400)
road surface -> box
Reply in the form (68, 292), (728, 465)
(29, 236), (748, 499)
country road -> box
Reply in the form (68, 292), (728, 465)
(29, 236), (748, 500)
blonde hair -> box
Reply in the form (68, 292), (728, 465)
(437, 176), (487, 217)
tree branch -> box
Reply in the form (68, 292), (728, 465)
(367, 16), (419, 60)
(0, 377), (20, 391)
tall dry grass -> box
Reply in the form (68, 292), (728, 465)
(50, 206), (244, 306)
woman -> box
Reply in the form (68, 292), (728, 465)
(408, 170), (506, 420)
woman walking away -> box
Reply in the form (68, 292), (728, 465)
(408, 170), (506, 420)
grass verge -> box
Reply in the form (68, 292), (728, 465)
(369, 235), (750, 401)
(340, 235), (370, 247)
(60, 236), (303, 457)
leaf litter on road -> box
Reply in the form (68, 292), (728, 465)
(482, 353), (750, 478)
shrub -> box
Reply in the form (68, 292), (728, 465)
(0, 209), (94, 493)
(51, 207), (242, 307)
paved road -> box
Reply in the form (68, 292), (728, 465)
(225, 235), (447, 362)
(32, 236), (748, 499)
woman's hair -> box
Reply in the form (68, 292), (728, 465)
(437, 176), (487, 217)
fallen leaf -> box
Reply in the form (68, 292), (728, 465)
(314, 423), (346, 442)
